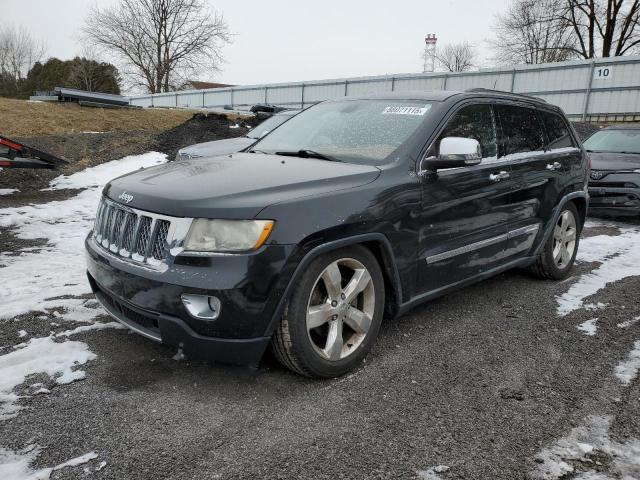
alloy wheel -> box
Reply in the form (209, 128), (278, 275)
(552, 210), (577, 269)
(306, 258), (375, 361)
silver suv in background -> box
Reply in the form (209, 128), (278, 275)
(176, 109), (300, 160)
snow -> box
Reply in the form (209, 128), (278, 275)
(0, 336), (96, 420)
(417, 465), (450, 479)
(17, 331), (27, 338)
(0, 152), (167, 320)
(614, 340), (640, 385)
(577, 319), (598, 336)
(531, 415), (640, 480)
(44, 151), (165, 190)
(56, 322), (124, 338)
(618, 316), (640, 329)
(0, 189), (19, 196)
(556, 222), (640, 316)
(0, 446), (97, 480)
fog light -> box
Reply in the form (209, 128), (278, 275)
(181, 294), (221, 320)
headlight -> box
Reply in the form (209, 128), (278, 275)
(184, 219), (274, 252)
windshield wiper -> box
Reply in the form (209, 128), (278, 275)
(274, 149), (343, 162)
(248, 148), (269, 154)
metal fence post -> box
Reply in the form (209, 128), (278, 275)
(264, 87), (268, 104)
(582, 61), (596, 121)
(391, 76), (395, 92)
(230, 88), (234, 109)
(202, 91), (205, 108)
(175, 93), (178, 107)
(301, 83), (305, 108)
(344, 80), (348, 96)
(510, 69), (516, 92)
(443, 74), (448, 90)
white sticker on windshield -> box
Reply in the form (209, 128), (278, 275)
(382, 105), (430, 116)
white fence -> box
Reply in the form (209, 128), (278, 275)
(129, 55), (640, 122)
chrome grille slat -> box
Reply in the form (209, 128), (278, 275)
(92, 197), (174, 267)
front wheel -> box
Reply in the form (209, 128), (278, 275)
(530, 202), (581, 280)
(271, 246), (385, 378)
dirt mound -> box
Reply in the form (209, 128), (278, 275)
(154, 112), (253, 160)
(572, 121), (604, 140)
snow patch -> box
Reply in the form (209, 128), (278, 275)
(0, 446), (97, 480)
(0, 336), (96, 420)
(618, 316), (640, 329)
(531, 415), (640, 480)
(44, 151), (165, 190)
(417, 465), (449, 479)
(557, 224), (640, 316)
(17, 330), (27, 338)
(577, 319), (598, 336)
(614, 340), (640, 385)
(0, 152), (167, 320)
(56, 321), (124, 338)
(0, 188), (19, 196)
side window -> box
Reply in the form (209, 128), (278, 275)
(436, 104), (497, 162)
(495, 105), (545, 157)
(541, 111), (576, 150)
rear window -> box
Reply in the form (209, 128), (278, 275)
(541, 111), (576, 150)
(495, 105), (545, 158)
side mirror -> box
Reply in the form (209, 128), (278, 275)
(421, 137), (482, 172)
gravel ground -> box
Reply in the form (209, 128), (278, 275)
(1, 221), (639, 479)
(1, 119), (639, 479)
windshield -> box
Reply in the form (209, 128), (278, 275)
(583, 129), (640, 154)
(251, 99), (433, 164)
(247, 114), (294, 139)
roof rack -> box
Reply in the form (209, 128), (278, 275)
(465, 88), (547, 103)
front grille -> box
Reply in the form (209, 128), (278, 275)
(590, 181), (638, 189)
(93, 197), (172, 265)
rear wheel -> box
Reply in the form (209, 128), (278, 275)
(530, 202), (581, 280)
(271, 246), (385, 378)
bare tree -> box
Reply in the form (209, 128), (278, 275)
(434, 42), (478, 72)
(489, 0), (577, 64)
(0, 25), (45, 81)
(562, 0), (640, 58)
(83, 0), (230, 93)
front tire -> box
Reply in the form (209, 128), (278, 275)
(530, 202), (581, 280)
(271, 245), (385, 378)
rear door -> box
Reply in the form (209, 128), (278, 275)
(495, 103), (553, 260)
(417, 102), (516, 294)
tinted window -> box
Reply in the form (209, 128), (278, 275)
(496, 105), (545, 157)
(436, 104), (497, 161)
(541, 111), (575, 150)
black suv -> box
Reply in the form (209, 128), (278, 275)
(86, 90), (588, 378)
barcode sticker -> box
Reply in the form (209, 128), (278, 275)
(382, 106), (430, 116)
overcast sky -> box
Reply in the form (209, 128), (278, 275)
(8, 0), (508, 87)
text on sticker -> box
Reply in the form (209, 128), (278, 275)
(382, 106), (429, 116)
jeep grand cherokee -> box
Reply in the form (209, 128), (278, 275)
(86, 90), (589, 378)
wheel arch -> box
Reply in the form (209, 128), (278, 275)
(533, 190), (588, 258)
(264, 233), (403, 337)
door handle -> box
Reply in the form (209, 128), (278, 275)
(489, 171), (510, 182)
(546, 162), (561, 171)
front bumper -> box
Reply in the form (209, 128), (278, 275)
(588, 185), (640, 216)
(85, 234), (297, 365)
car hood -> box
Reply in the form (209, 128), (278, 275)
(179, 137), (255, 157)
(104, 152), (381, 218)
(589, 151), (640, 171)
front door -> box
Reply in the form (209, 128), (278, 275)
(416, 102), (516, 294)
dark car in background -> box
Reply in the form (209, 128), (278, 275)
(86, 90), (588, 378)
(585, 125), (640, 216)
(176, 109), (300, 160)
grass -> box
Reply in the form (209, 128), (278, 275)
(0, 97), (198, 137)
